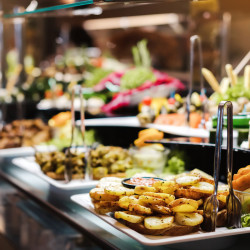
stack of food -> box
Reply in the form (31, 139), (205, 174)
(0, 119), (51, 149)
(89, 170), (228, 236)
(89, 145), (133, 180)
(35, 150), (85, 180)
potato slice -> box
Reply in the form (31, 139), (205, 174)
(115, 211), (145, 223)
(90, 188), (119, 201)
(94, 201), (120, 214)
(128, 204), (152, 215)
(149, 205), (172, 215)
(156, 186), (177, 195)
(105, 186), (134, 196)
(190, 182), (214, 194)
(175, 212), (203, 226)
(153, 180), (176, 188)
(169, 198), (199, 212)
(143, 192), (175, 203)
(118, 196), (139, 209)
(218, 184), (229, 195)
(175, 187), (210, 200)
(139, 195), (166, 206)
(217, 194), (227, 203)
(134, 186), (157, 195)
(176, 175), (201, 186)
(144, 215), (174, 229)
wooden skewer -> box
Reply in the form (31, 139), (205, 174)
(202, 68), (222, 94)
(244, 65), (250, 90)
(225, 64), (237, 86)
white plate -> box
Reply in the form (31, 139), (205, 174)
(0, 145), (57, 157)
(71, 193), (250, 246)
(12, 157), (98, 190)
(77, 116), (209, 138)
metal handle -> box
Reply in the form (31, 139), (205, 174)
(214, 101), (233, 195)
(70, 87), (75, 147)
(79, 87), (85, 144)
(187, 35), (204, 126)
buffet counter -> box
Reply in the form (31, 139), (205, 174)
(0, 144), (250, 250)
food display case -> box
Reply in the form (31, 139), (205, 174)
(0, 0), (250, 249)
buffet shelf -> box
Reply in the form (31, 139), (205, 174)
(0, 140), (250, 249)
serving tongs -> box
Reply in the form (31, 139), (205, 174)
(186, 35), (206, 128)
(201, 101), (241, 232)
(64, 87), (76, 183)
(79, 87), (91, 182)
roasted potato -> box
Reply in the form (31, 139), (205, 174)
(175, 175), (201, 186)
(143, 192), (175, 204)
(115, 211), (145, 223)
(175, 187), (209, 200)
(144, 215), (174, 230)
(93, 201), (120, 214)
(149, 205), (172, 215)
(118, 196), (139, 209)
(104, 186), (134, 196)
(134, 186), (157, 195)
(169, 198), (199, 212)
(175, 212), (203, 226)
(139, 195), (166, 206)
(90, 188), (119, 201)
(128, 204), (152, 215)
(153, 181), (177, 194)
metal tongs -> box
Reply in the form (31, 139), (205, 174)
(186, 35), (206, 128)
(202, 101), (241, 231)
(64, 87), (76, 183)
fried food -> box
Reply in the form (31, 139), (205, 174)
(115, 211), (145, 223)
(118, 196), (139, 209)
(144, 216), (174, 230)
(104, 186), (134, 196)
(90, 188), (119, 201)
(134, 185), (157, 195)
(175, 175), (201, 186)
(175, 212), (203, 226)
(128, 204), (152, 215)
(169, 198), (199, 212)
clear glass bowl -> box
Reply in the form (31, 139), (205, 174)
(129, 145), (170, 174)
(234, 189), (250, 214)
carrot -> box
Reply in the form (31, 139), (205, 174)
(238, 165), (250, 175)
(233, 169), (250, 181)
(232, 172), (250, 191)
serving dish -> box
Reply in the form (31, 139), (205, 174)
(12, 157), (98, 189)
(0, 145), (57, 157)
(71, 193), (250, 246)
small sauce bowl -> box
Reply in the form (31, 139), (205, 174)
(122, 177), (164, 189)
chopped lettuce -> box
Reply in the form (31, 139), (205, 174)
(164, 156), (185, 175)
(85, 68), (112, 87)
(43, 129), (97, 151)
(120, 40), (156, 90)
(210, 81), (250, 104)
(241, 213), (250, 227)
(120, 67), (156, 90)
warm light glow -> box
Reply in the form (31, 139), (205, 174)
(84, 13), (180, 30)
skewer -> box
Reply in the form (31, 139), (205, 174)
(225, 64), (237, 86)
(234, 51), (250, 75)
(244, 65), (250, 90)
(202, 68), (222, 94)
